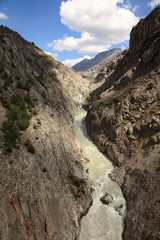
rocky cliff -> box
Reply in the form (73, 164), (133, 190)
(0, 26), (92, 240)
(86, 6), (160, 240)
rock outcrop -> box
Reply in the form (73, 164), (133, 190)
(0, 26), (92, 240)
(86, 6), (160, 240)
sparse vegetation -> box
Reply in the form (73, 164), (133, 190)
(67, 174), (86, 199)
(1, 94), (35, 152)
(0, 95), (10, 107)
(36, 118), (41, 125)
(33, 124), (38, 130)
(24, 139), (35, 153)
(148, 82), (155, 89)
(36, 75), (45, 86)
(157, 91), (160, 100)
(16, 79), (34, 91)
(2, 74), (13, 90)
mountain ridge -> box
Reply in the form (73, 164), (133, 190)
(72, 48), (121, 72)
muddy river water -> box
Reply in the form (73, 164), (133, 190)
(74, 110), (126, 240)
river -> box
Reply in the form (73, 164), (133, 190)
(74, 109), (126, 240)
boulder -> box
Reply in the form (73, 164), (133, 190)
(100, 192), (113, 204)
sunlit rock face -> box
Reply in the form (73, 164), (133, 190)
(86, 6), (160, 240)
(0, 26), (92, 240)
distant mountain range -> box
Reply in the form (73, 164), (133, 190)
(72, 48), (121, 80)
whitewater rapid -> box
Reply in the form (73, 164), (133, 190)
(74, 109), (126, 240)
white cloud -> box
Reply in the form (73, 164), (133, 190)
(132, 5), (140, 12)
(62, 55), (93, 68)
(121, 46), (126, 51)
(45, 52), (58, 60)
(48, 0), (139, 54)
(148, 0), (160, 8)
(122, 0), (140, 12)
(0, 13), (8, 19)
(48, 32), (109, 54)
(123, 3), (132, 9)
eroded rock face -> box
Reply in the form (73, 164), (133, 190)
(0, 26), (92, 240)
(86, 6), (160, 240)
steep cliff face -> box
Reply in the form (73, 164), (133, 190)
(87, 51), (126, 98)
(0, 26), (92, 240)
(86, 6), (160, 240)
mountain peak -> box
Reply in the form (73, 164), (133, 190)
(72, 48), (121, 72)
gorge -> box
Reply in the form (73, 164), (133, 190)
(0, 4), (160, 240)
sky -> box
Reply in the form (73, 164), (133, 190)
(0, 0), (159, 67)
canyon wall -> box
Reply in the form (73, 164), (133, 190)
(0, 26), (92, 240)
(86, 6), (160, 240)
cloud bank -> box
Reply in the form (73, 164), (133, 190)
(48, 0), (139, 54)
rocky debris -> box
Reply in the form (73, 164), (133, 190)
(94, 51), (126, 84)
(100, 192), (113, 204)
(0, 26), (92, 240)
(85, 51), (126, 104)
(86, 6), (160, 240)
(115, 204), (123, 216)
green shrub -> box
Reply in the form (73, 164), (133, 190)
(1, 94), (35, 152)
(24, 94), (35, 108)
(24, 79), (34, 91)
(7, 105), (22, 120)
(17, 118), (29, 130)
(2, 74), (13, 90)
(36, 118), (41, 125)
(10, 94), (26, 111)
(3, 79), (11, 90)
(33, 124), (38, 130)
(36, 75), (45, 86)
(157, 91), (160, 101)
(16, 79), (34, 91)
(16, 80), (24, 89)
(2, 119), (14, 131)
(148, 82), (155, 89)
(0, 96), (10, 108)
(32, 109), (38, 115)
(24, 139), (35, 153)
(3, 143), (13, 153)
(4, 125), (19, 144)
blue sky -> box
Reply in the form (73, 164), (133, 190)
(0, 0), (159, 67)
